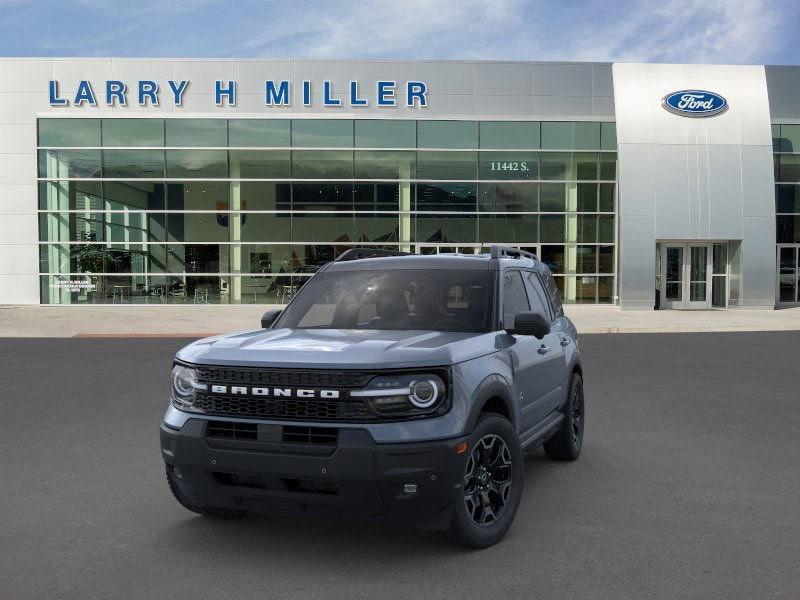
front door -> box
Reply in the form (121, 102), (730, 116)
(660, 243), (712, 309)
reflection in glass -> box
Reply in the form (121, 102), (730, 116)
(39, 119), (100, 147)
(479, 122), (540, 149)
(478, 183), (538, 212)
(416, 151), (477, 180)
(229, 150), (290, 178)
(292, 150), (353, 178)
(229, 120), (290, 147)
(103, 119), (164, 147)
(415, 183), (477, 212)
(478, 214), (538, 243)
(292, 120), (353, 147)
(103, 149), (164, 178)
(355, 120), (416, 148)
(165, 119), (227, 147)
(38, 149), (102, 178)
(417, 121), (478, 149)
(165, 150), (227, 178)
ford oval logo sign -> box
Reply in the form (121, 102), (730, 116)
(662, 90), (728, 117)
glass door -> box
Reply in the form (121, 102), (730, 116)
(661, 245), (685, 309)
(659, 243), (712, 309)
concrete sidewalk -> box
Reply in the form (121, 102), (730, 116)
(2, 304), (800, 337)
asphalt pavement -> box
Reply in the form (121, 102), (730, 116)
(1, 333), (799, 599)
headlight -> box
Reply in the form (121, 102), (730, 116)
(170, 365), (207, 412)
(351, 373), (447, 417)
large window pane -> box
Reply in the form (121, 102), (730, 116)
(292, 213), (354, 242)
(600, 153), (616, 180)
(39, 119), (100, 147)
(415, 183), (477, 211)
(539, 183), (566, 212)
(573, 122), (601, 150)
(39, 212), (104, 243)
(779, 125), (800, 153)
(355, 120), (415, 148)
(229, 119), (290, 147)
(105, 182), (165, 211)
(355, 214), (400, 243)
(241, 212), (291, 242)
(167, 244), (228, 273)
(577, 215), (597, 242)
(541, 122), (574, 150)
(38, 149), (102, 178)
(291, 120), (353, 147)
(415, 214), (477, 243)
(778, 155), (800, 182)
(577, 183), (598, 212)
(598, 245), (614, 273)
(239, 181), (291, 211)
(540, 215), (566, 243)
(540, 245), (565, 273)
(229, 150), (290, 178)
(540, 153), (571, 180)
(39, 181), (104, 210)
(478, 214), (538, 243)
(575, 153), (599, 180)
(292, 183), (354, 211)
(600, 123), (617, 151)
(166, 150), (227, 178)
(416, 151), (477, 179)
(168, 213), (231, 243)
(354, 151), (415, 179)
(103, 150), (164, 178)
(598, 215), (615, 242)
(417, 121), (478, 149)
(165, 119), (227, 147)
(102, 119), (164, 147)
(777, 215), (800, 243)
(478, 183), (538, 212)
(167, 182), (229, 211)
(292, 150), (353, 178)
(479, 152), (539, 179)
(599, 183), (615, 212)
(776, 185), (800, 213)
(479, 122), (540, 149)
(576, 245), (597, 273)
(354, 183), (401, 211)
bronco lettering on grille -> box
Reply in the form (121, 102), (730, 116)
(208, 385), (341, 399)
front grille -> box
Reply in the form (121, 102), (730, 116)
(207, 420), (258, 440)
(282, 426), (338, 445)
(196, 367), (372, 389)
(213, 472), (339, 495)
(193, 393), (372, 421)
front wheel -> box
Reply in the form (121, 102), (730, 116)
(543, 373), (584, 461)
(442, 413), (524, 548)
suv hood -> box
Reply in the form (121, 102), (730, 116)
(176, 328), (499, 369)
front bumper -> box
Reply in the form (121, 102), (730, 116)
(160, 419), (469, 530)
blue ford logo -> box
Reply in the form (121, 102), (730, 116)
(662, 90), (728, 117)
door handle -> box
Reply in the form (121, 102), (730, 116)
(538, 344), (551, 355)
(560, 336), (570, 347)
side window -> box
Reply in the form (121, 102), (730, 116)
(502, 271), (531, 327)
(543, 271), (564, 317)
(523, 271), (552, 320)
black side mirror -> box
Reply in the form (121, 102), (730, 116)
(261, 308), (283, 329)
(509, 311), (550, 339)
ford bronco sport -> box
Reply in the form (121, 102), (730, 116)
(160, 245), (584, 548)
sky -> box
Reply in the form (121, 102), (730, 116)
(0, 0), (798, 65)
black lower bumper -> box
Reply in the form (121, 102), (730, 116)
(160, 420), (469, 530)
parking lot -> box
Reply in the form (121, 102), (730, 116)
(1, 332), (798, 599)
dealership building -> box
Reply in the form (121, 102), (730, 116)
(1, 58), (799, 310)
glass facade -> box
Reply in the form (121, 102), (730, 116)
(37, 118), (617, 304)
(774, 124), (800, 303)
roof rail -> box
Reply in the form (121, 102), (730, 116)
(335, 247), (411, 262)
(489, 245), (538, 261)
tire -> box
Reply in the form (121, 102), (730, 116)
(442, 413), (524, 549)
(165, 465), (248, 519)
(543, 373), (584, 461)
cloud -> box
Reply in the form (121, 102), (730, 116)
(0, 0), (796, 65)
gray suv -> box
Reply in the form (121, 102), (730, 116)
(160, 245), (584, 548)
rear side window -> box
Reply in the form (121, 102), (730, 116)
(502, 271), (531, 328)
(523, 271), (552, 320)
(541, 270), (564, 317)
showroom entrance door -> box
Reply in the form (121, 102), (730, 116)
(660, 243), (712, 309)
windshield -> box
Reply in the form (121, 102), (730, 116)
(275, 269), (495, 333)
